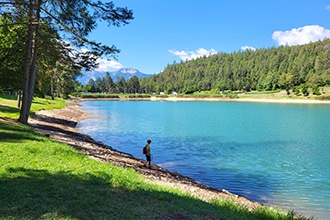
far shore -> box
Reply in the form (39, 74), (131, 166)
(77, 95), (330, 104)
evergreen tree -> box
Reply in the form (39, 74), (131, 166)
(126, 76), (140, 93)
(103, 72), (114, 93)
(0, 0), (133, 124)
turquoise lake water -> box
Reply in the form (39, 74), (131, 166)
(77, 100), (330, 219)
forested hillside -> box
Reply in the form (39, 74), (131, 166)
(139, 39), (330, 94)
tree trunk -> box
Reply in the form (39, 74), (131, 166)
(18, 0), (41, 124)
(50, 69), (55, 100)
(17, 90), (21, 108)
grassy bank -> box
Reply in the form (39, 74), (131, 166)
(0, 95), (66, 119)
(0, 96), (309, 219)
(74, 87), (330, 101)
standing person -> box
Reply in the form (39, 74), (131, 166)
(144, 139), (152, 168)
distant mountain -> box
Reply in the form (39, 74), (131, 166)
(76, 68), (151, 85)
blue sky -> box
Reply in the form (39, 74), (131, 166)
(88, 0), (330, 75)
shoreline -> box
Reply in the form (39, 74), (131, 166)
(79, 96), (330, 104)
(28, 99), (261, 211)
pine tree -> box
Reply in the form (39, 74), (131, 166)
(0, 0), (133, 124)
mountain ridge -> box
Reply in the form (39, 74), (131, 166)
(77, 68), (151, 85)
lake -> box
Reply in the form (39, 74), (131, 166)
(77, 100), (330, 219)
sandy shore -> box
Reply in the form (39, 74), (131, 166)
(235, 97), (330, 104)
(158, 96), (330, 104)
(28, 99), (261, 211)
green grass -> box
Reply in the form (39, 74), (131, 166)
(0, 95), (66, 119)
(75, 87), (330, 101)
(237, 87), (330, 100)
(0, 96), (311, 219)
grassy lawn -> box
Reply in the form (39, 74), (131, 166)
(73, 87), (330, 101)
(237, 87), (330, 100)
(0, 95), (309, 219)
(0, 95), (66, 119)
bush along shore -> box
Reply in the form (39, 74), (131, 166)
(0, 96), (313, 219)
(75, 88), (330, 104)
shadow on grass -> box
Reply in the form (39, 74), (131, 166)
(0, 167), (274, 220)
(0, 104), (19, 115)
(0, 114), (76, 143)
(0, 119), (45, 143)
(0, 95), (17, 100)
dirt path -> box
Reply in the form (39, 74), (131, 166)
(28, 99), (260, 210)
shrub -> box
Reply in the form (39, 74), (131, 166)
(301, 85), (309, 96)
(293, 87), (301, 96)
(312, 85), (321, 95)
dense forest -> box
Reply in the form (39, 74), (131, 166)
(79, 73), (141, 94)
(139, 39), (330, 94)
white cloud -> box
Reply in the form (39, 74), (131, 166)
(326, 5), (330, 10)
(96, 58), (124, 72)
(272, 25), (330, 46)
(241, 46), (256, 51)
(169, 48), (218, 61)
(79, 47), (124, 72)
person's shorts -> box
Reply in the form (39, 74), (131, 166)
(146, 155), (151, 162)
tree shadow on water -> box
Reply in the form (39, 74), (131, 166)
(0, 167), (272, 220)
